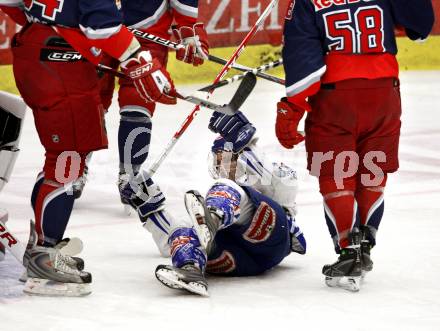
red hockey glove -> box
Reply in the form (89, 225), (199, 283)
(276, 98), (305, 149)
(172, 23), (209, 66)
(121, 51), (177, 105)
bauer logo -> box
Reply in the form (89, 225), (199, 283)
(207, 250), (236, 274)
(243, 201), (276, 243)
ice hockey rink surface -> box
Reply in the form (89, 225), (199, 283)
(1, 71), (439, 331)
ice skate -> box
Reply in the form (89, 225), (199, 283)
(23, 245), (92, 297)
(117, 172), (133, 215)
(184, 190), (220, 254)
(360, 226), (374, 278)
(119, 171), (166, 220)
(19, 237), (85, 282)
(155, 263), (208, 297)
(322, 232), (362, 292)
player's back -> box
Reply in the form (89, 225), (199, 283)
(283, 0), (435, 97)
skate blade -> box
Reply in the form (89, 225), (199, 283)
(24, 278), (91, 297)
(325, 276), (361, 292)
(155, 268), (209, 297)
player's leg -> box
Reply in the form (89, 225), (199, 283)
(306, 86), (362, 292)
(355, 176), (386, 275)
(116, 42), (168, 208)
(11, 24), (108, 296)
(72, 56), (118, 199)
(355, 77), (401, 277)
(155, 227), (208, 296)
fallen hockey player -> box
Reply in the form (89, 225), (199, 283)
(153, 110), (306, 296)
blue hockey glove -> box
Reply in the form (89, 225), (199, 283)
(208, 111), (256, 152)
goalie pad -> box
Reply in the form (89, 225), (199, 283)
(0, 91), (26, 192)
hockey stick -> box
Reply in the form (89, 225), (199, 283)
(207, 56), (284, 85)
(146, 0), (280, 177)
(127, 28), (281, 85)
(96, 64), (252, 115)
(199, 59), (284, 92)
(0, 217), (83, 265)
(0, 218), (35, 264)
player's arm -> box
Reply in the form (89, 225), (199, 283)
(77, 0), (140, 62)
(0, 0), (27, 26)
(170, 0), (209, 66)
(390, 0), (435, 41)
(276, 0), (325, 149)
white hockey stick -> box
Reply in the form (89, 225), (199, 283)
(0, 217), (34, 265)
(96, 64), (241, 115)
(147, 0), (280, 177)
(0, 217), (83, 266)
(127, 28), (281, 85)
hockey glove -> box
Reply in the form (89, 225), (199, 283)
(120, 172), (166, 219)
(208, 111), (256, 153)
(276, 98), (305, 149)
(172, 23), (209, 66)
(121, 51), (177, 105)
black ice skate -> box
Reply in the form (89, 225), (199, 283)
(184, 190), (220, 254)
(360, 226), (374, 277)
(155, 264), (208, 297)
(322, 231), (362, 292)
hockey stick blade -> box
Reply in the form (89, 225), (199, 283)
(208, 55), (284, 85)
(227, 72), (257, 112)
(174, 92), (234, 115)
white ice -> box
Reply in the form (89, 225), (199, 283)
(1, 71), (439, 331)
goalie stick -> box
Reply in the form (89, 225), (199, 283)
(127, 28), (282, 85)
(0, 217), (83, 266)
(96, 64), (256, 115)
(146, 0), (280, 177)
(199, 59), (284, 92)
(0, 218), (28, 265)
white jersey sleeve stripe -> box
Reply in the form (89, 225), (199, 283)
(79, 24), (122, 40)
(170, 0), (198, 18)
(286, 65), (326, 97)
(129, 0), (167, 30)
(0, 0), (23, 6)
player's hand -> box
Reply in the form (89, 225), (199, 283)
(208, 111), (256, 152)
(121, 50), (177, 105)
(172, 23), (209, 66)
(276, 98), (305, 149)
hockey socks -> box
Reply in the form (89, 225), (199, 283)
(356, 176), (387, 247)
(118, 112), (152, 175)
(32, 180), (75, 247)
(320, 177), (359, 252)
